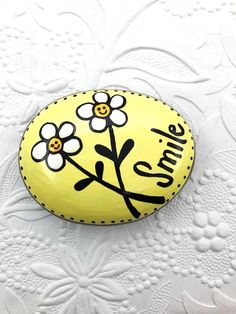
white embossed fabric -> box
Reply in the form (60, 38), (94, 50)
(0, 0), (236, 313)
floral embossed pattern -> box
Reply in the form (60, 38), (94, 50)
(1, 0), (236, 313)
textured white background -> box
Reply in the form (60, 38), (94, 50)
(1, 0), (236, 313)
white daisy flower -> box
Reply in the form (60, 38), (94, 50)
(76, 91), (128, 132)
(31, 122), (82, 171)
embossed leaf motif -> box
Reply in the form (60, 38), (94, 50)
(222, 22), (236, 68)
(221, 101), (236, 142)
(3, 188), (50, 221)
(213, 150), (236, 174)
(0, 152), (50, 222)
(6, 73), (68, 95)
(109, 47), (207, 83)
(0, 287), (27, 314)
(183, 289), (236, 314)
(140, 282), (172, 314)
(6, 74), (33, 95)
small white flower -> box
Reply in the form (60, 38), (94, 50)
(31, 122), (82, 171)
(76, 91), (128, 132)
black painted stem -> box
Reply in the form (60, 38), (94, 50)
(108, 126), (141, 218)
(63, 154), (165, 210)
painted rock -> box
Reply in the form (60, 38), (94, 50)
(19, 90), (195, 225)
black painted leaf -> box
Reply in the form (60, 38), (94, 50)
(118, 139), (134, 165)
(74, 178), (94, 191)
(95, 144), (114, 160)
(95, 161), (104, 179)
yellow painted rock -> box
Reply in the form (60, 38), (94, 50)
(19, 90), (195, 225)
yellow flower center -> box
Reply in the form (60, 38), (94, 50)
(94, 103), (110, 117)
(48, 137), (62, 153)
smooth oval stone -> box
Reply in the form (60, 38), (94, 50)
(19, 90), (195, 225)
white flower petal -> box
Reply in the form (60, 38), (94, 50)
(63, 138), (81, 154)
(77, 103), (94, 119)
(46, 153), (64, 171)
(93, 92), (108, 103)
(90, 117), (107, 132)
(40, 123), (56, 139)
(59, 122), (75, 138)
(110, 95), (126, 108)
(109, 110), (127, 126)
(32, 141), (47, 161)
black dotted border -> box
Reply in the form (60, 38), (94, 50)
(19, 89), (195, 225)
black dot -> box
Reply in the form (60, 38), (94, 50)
(23, 176), (26, 180)
(144, 213), (148, 216)
(120, 220), (124, 222)
(91, 221), (95, 223)
(111, 220), (115, 223)
(33, 195), (37, 199)
(191, 137), (193, 140)
(138, 94), (142, 96)
(184, 121), (187, 124)
(183, 176), (186, 179)
(159, 139), (162, 143)
(31, 120), (34, 123)
(190, 157), (193, 160)
(146, 96), (150, 98)
(73, 94), (77, 97)
(20, 166), (23, 170)
(154, 98), (158, 101)
(114, 89), (118, 92)
(54, 101), (57, 104)
(70, 217), (74, 220)
(131, 92), (134, 95)
(172, 192), (175, 196)
(37, 113), (40, 116)
(192, 146), (194, 150)
(51, 210), (54, 213)
(123, 90), (126, 93)
(166, 199), (169, 202)
(41, 203), (45, 206)
(128, 219), (132, 222)
(187, 166), (190, 170)
(80, 220), (84, 222)
(101, 221), (105, 223)
(170, 108), (174, 111)
(20, 147), (22, 151)
(82, 92), (86, 94)
(189, 129), (191, 133)
(178, 184), (181, 188)
(28, 186), (31, 190)
(154, 208), (157, 211)
(61, 215), (64, 218)
(64, 97), (67, 100)
(19, 157), (22, 160)
(22, 137), (25, 141)
(26, 128), (29, 131)
(45, 107), (48, 110)
(177, 113), (180, 116)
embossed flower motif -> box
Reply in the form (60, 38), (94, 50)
(31, 122), (82, 171)
(191, 212), (230, 252)
(31, 242), (131, 311)
(76, 92), (127, 132)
